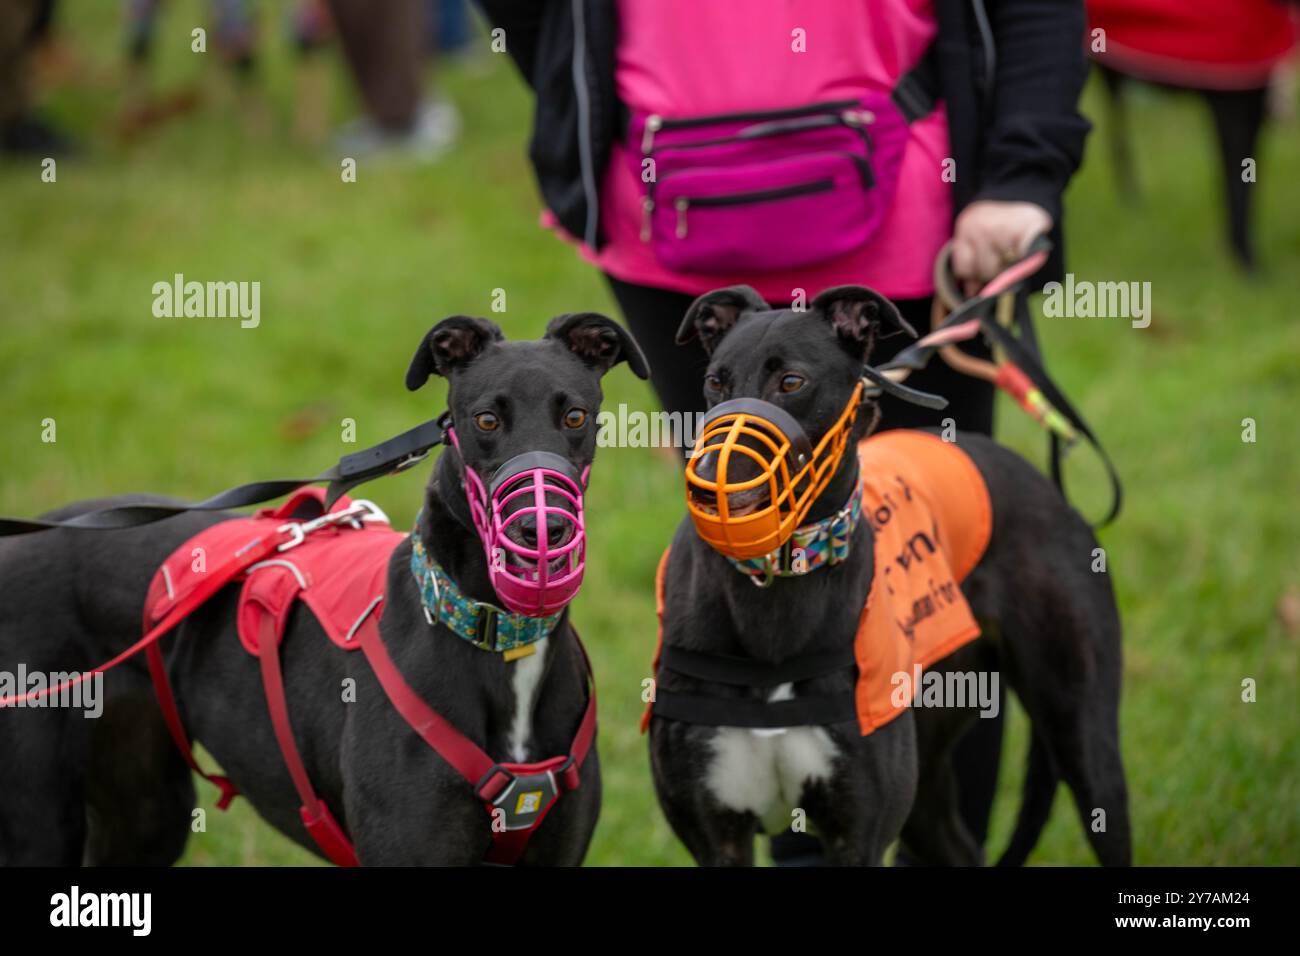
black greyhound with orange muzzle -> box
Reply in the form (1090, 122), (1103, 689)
(646, 284), (1130, 866)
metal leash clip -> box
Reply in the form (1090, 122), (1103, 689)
(276, 500), (383, 552)
(390, 449), (432, 474)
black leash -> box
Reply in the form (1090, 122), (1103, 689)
(880, 236), (1123, 528)
(971, 304), (1123, 527)
(0, 416), (449, 537)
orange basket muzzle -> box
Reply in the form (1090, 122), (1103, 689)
(685, 382), (863, 559)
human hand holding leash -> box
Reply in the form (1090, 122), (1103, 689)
(951, 200), (1053, 288)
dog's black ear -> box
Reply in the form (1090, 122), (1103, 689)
(676, 286), (770, 355)
(405, 316), (504, 390)
(546, 312), (650, 380)
(811, 286), (916, 361)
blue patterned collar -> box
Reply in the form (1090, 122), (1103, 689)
(725, 481), (864, 587)
(410, 529), (562, 654)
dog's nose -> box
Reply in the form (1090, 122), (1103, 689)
(516, 514), (570, 550)
(691, 449), (720, 483)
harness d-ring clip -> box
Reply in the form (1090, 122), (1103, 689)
(349, 499), (390, 526)
(748, 555), (776, 589)
(276, 523), (306, 552)
(422, 568), (443, 627)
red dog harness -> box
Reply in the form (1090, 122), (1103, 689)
(141, 488), (596, 866)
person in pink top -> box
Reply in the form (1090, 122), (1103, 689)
(482, 0), (1092, 864)
(593, 1), (955, 302)
(483, 0), (1088, 440)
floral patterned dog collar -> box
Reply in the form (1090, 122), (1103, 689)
(411, 531), (562, 654)
(725, 481), (864, 587)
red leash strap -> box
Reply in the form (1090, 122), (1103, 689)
(0, 533), (288, 709)
(146, 642), (240, 810)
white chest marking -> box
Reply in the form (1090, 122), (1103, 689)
(508, 639), (548, 761)
(703, 683), (840, 833)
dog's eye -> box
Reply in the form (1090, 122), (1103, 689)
(564, 408), (588, 429)
(474, 412), (500, 432)
(704, 374), (722, 392)
(780, 374), (805, 393)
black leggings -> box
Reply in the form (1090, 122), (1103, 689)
(605, 275), (995, 434)
(606, 273), (1004, 861)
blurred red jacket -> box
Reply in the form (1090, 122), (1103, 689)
(1088, 0), (1298, 88)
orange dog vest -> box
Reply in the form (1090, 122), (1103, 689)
(648, 430), (992, 736)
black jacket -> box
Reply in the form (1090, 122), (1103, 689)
(476, 0), (1090, 283)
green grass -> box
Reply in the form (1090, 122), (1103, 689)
(2, 3), (1297, 866)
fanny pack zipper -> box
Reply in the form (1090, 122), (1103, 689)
(641, 149), (870, 241)
(641, 99), (863, 154)
(650, 110), (876, 157)
(669, 178), (835, 239)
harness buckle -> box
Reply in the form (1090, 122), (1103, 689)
(475, 758), (566, 831)
(778, 539), (795, 575)
(472, 604), (500, 651)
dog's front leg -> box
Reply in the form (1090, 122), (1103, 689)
(649, 719), (760, 866)
(340, 702), (496, 865)
(694, 813), (760, 867)
(900, 701), (985, 866)
(802, 716), (918, 866)
(346, 772), (493, 865)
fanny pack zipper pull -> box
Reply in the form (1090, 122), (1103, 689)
(842, 109), (876, 126)
(642, 114), (662, 155)
(640, 197), (654, 241)
(675, 197), (688, 239)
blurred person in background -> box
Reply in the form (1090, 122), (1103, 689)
(480, 0), (1093, 865)
(1087, 0), (1299, 269)
(430, 0), (474, 59)
(115, 0), (462, 157)
(327, 0), (459, 160)
(0, 0), (73, 155)
(119, 0), (335, 142)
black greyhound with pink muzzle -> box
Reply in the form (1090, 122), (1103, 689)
(0, 311), (647, 866)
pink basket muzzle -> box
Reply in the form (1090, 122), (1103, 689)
(448, 429), (588, 617)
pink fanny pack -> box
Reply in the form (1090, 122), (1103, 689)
(628, 92), (915, 274)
